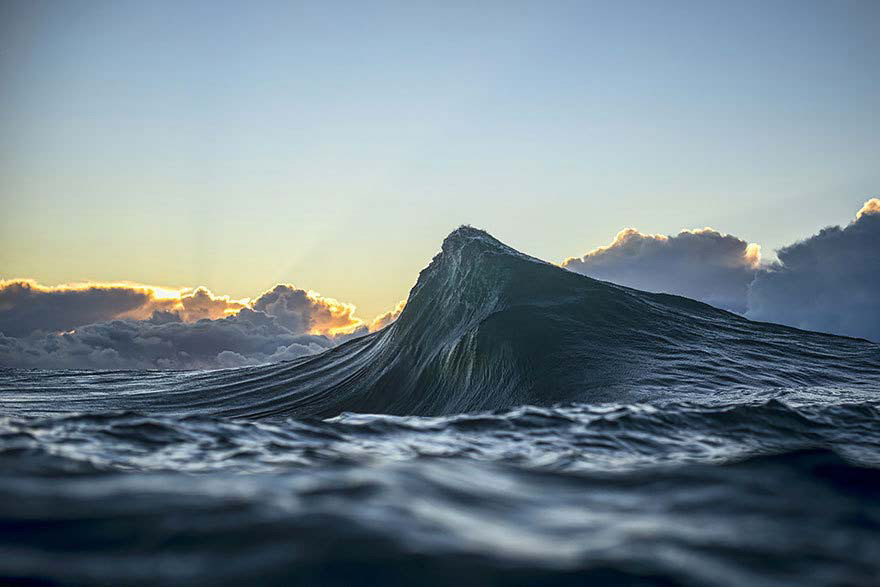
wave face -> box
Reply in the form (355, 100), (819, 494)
(3, 227), (879, 419)
(2, 227), (880, 585)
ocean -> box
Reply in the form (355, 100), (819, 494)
(2, 227), (879, 586)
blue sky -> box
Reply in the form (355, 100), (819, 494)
(1, 0), (878, 318)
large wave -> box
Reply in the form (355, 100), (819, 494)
(3, 227), (879, 418)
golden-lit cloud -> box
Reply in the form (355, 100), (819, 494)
(369, 299), (407, 332)
(307, 293), (364, 336)
(563, 228), (667, 264)
(856, 197), (880, 220)
(744, 243), (762, 268)
(0, 278), (159, 300)
(0, 278), (374, 369)
(0, 279), (364, 338)
(117, 285), (250, 322)
(250, 284), (364, 336)
(0, 279), (250, 324)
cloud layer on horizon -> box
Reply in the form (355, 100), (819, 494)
(746, 198), (880, 340)
(562, 228), (760, 313)
(564, 198), (880, 341)
(0, 281), (400, 370)
(0, 309), (335, 370)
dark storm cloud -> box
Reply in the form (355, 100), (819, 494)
(746, 198), (880, 341)
(562, 228), (761, 313)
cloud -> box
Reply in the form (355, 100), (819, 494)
(0, 280), (377, 369)
(562, 198), (880, 341)
(857, 198), (880, 219)
(369, 299), (406, 332)
(0, 277), (415, 369)
(156, 287), (248, 322)
(746, 198), (880, 341)
(0, 309), (337, 370)
(0, 280), (248, 337)
(252, 284), (363, 336)
(562, 227), (761, 313)
(0, 280), (363, 338)
(0, 280), (153, 337)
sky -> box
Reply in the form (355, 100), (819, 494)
(1, 0), (879, 321)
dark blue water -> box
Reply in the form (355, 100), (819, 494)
(2, 228), (879, 585)
(2, 390), (880, 586)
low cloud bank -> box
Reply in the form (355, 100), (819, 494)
(0, 281), (402, 369)
(252, 285), (361, 336)
(564, 198), (880, 341)
(562, 228), (760, 313)
(746, 198), (880, 341)
(0, 280), (248, 337)
(0, 310), (334, 370)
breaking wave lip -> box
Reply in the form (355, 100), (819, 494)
(2, 226), (879, 420)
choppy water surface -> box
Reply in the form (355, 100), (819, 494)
(2, 385), (880, 586)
